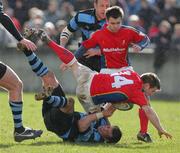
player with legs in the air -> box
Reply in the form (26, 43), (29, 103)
(17, 29), (122, 143)
(30, 29), (172, 141)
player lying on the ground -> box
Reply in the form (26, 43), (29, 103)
(17, 30), (121, 143)
(26, 29), (172, 140)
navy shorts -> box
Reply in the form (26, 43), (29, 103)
(42, 84), (80, 141)
(43, 107), (79, 141)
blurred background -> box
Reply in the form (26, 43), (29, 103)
(0, 0), (180, 100)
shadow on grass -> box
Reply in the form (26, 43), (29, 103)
(112, 142), (152, 149)
(28, 141), (63, 146)
(0, 144), (14, 149)
(25, 140), (152, 150)
(0, 141), (152, 150)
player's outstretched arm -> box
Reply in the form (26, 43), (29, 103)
(142, 105), (172, 139)
(0, 11), (37, 51)
(78, 104), (115, 132)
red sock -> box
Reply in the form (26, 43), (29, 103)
(139, 108), (149, 134)
(48, 40), (76, 65)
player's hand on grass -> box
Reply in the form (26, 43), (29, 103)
(19, 38), (37, 51)
(84, 48), (101, 58)
(158, 129), (172, 139)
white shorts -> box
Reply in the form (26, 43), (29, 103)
(75, 64), (101, 113)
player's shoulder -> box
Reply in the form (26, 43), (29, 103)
(77, 8), (95, 16)
(90, 29), (103, 38)
(94, 29), (103, 34)
(121, 25), (139, 33)
(121, 69), (140, 79)
(129, 69), (140, 76)
(75, 9), (96, 23)
(131, 70), (142, 82)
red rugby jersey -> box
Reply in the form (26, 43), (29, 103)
(90, 70), (148, 106)
(82, 25), (148, 68)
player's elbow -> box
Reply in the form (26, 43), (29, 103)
(141, 105), (152, 116)
(77, 120), (88, 132)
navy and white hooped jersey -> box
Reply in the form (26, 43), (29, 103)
(75, 113), (109, 143)
(67, 9), (106, 41)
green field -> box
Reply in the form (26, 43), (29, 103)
(0, 92), (180, 153)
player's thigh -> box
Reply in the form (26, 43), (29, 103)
(0, 63), (22, 90)
(44, 108), (73, 132)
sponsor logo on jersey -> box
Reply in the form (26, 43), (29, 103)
(103, 48), (125, 52)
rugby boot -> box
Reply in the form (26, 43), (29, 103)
(14, 127), (43, 142)
(137, 132), (153, 143)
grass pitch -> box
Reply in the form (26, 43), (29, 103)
(0, 92), (180, 153)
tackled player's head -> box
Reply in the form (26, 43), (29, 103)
(98, 125), (122, 143)
(141, 72), (161, 96)
(141, 72), (161, 90)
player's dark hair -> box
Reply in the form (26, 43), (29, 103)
(105, 6), (124, 20)
(141, 72), (161, 90)
(107, 126), (122, 143)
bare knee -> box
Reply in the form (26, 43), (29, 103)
(8, 78), (23, 101)
(8, 78), (23, 94)
(14, 79), (23, 91)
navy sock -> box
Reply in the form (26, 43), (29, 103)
(9, 101), (25, 133)
(45, 96), (67, 108)
(23, 50), (48, 77)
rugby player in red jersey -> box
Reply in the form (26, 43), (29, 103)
(35, 29), (172, 141)
(74, 6), (152, 142)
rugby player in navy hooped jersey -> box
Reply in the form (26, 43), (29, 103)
(73, 6), (152, 142)
(17, 29), (122, 143)
(36, 28), (172, 142)
(0, 1), (42, 142)
(60, 0), (110, 72)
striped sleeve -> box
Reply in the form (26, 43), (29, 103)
(136, 33), (150, 50)
(67, 13), (79, 32)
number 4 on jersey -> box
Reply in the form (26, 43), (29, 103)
(112, 75), (134, 88)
